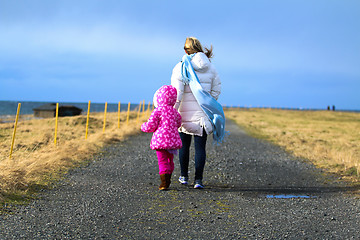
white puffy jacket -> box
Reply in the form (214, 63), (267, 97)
(171, 52), (221, 136)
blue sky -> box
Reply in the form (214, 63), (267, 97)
(1, 0), (359, 110)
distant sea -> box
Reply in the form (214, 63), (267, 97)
(0, 101), (144, 117)
(0, 100), (358, 117)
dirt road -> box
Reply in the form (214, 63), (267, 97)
(1, 120), (359, 239)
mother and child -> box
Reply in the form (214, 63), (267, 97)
(141, 37), (223, 191)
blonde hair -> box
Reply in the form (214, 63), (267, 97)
(184, 37), (213, 59)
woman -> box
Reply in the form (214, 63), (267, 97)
(171, 37), (221, 189)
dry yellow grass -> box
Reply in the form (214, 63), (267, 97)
(226, 108), (360, 182)
(0, 110), (150, 204)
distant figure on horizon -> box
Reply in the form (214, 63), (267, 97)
(332, 105), (336, 111)
(171, 37), (222, 189)
(141, 85), (182, 191)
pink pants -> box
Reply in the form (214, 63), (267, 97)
(156, 150), (174, 175)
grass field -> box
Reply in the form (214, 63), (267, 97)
(1, 107), (359, 208)
(226, 108), (360, 182)
(0, 110), (150, 206)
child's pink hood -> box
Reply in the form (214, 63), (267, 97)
(153, 85), (177, 108)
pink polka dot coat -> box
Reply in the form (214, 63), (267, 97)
(141, 85), (182, 150)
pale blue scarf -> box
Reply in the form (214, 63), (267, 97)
(181, 53), (226, 143)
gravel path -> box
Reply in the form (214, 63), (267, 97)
(1, 120), (360, 239)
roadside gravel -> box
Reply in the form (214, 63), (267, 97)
(1, 119), (359, 239)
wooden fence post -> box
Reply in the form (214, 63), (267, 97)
(118, 101), (121, 128)
(54, 103), (59, 146)
(9, 103), (21, 159)
(126, 102), (130, 125)
(103, 102), (107, 133)
(137, 101), (142, 124)
(85, 101), (91, 139)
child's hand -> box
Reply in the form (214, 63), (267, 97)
(141, 110), (160, 133)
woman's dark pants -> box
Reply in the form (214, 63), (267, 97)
(179, 131), (207, 181)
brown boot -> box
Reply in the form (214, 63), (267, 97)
(159, 174), (167, 191)
(165, 174), (172, 189)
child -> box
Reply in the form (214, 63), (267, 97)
(141, 85), (182, 191)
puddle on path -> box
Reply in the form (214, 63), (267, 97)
(266, 194), (317, 199)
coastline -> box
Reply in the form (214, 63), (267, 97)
(0, 114), (41, 124)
